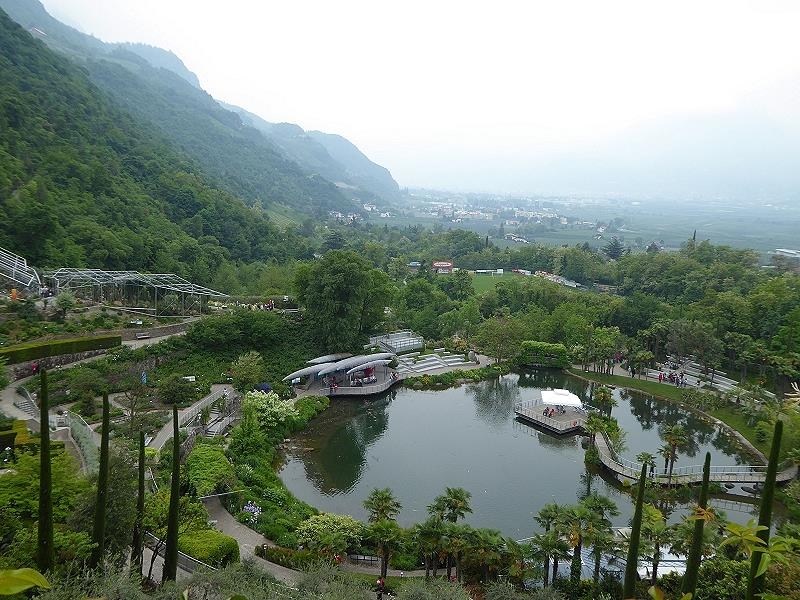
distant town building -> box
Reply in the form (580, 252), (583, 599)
(432, 261), (454, 274)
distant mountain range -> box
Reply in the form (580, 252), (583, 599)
(0, 0), (399, 214)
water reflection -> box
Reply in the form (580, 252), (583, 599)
(467, 375), (520, 425)
(298, 392), (393, 494)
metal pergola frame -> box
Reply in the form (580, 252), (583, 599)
(0, 246), (41, 291)
(45, 268), (228, 317)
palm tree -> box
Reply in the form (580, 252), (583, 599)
(465, 527), (505, 583)
(591, 385), (617, 415)
(429, 486), (473, 578)
(663, 425), (688, 485)
(636, 451), (657, 477)
(584, 413), (607, 449)
(429, 486), (473, 523)
(413, 517), (444, 579)
(586, 528), (619, 592)
(366, 519), (404, 579)
(581, 494), (620, 527)
(534, 502), (562, 586)
(363, 487), (402, 522)
(557, 504), (603, 590)
(641, 504), (672, 585)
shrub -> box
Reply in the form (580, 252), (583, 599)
(178, 529), (240, 567)
(186, 444), (235, 497)
(256, 544), (323, 569)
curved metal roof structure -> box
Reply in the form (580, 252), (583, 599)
(282, 363), (334, 382)
(317, 353), (396, 376)
(346, 359), (392, 375)
(307, 353), (353, 365)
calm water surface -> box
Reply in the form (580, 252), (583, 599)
(279, 371), (758, 538)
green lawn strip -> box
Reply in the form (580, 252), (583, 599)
(568, 368), (685, 402)
(707, 405), (770, 457)
(567, 368), (769, 456)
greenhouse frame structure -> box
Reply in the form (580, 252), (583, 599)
(46, 268), (228, 317)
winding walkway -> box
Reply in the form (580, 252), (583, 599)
(594, 432), (798, 485)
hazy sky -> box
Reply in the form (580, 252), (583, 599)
(40, 0), (800, 196)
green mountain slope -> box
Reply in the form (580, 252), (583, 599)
(0, 7), (302, 285)
(307, 130), (400, 201)
(0, 0), (352, 217)
(229, 104), (400, 202)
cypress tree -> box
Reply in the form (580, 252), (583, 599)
(36, 369), (54, 573)
(682, 452), (711, 597)
(131, 429), (146, 573)
(90, 393), (110, 568)
(623, 463), (648, 600)
(745, 419), (783, 600)
(162, 405), (180, 583)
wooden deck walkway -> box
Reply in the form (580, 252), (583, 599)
(594, 433), (797, 486)
(514, 400), (587, 433)
(325, 373), (406, 397)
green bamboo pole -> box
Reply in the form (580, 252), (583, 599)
(623, 463), (648, 600)
(682, 452), (711, 597)
(162, 405), (180, 583)
(90, 393), (110, 567)
(131, 429), (145, 573)
(36, 369), (54, 573)
(745, 419), (783, 600)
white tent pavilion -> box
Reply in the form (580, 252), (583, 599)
(317, 353), (395, 376)
(540, 389), (583, 408)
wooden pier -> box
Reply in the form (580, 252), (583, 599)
(514, 400), (587, 434)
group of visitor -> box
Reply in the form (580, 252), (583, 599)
(542, 406), (566, 418)
(659, 371), (688, 387)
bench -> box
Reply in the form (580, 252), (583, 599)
(135, 332), (151, 340)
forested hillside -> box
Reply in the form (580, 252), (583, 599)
(0, 0), (353, 216)
(232, 104), (401, 202)
(0, 8), (309, 285)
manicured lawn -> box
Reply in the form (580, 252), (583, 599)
(471, 273), (511, 293)
(568, 368), (685, 402)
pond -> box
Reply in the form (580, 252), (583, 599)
(279, 370), (761, 539)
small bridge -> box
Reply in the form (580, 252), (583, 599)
(594, 433), (797, 486)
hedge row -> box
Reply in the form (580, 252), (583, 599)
(178, 529), (240, 567)
(515, 340), (569, 368)
(0, 335), (122, 364)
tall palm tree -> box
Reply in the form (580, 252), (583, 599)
(592, 385), (617, 415)
(584, 413), (607, 449)
(429, 486), (473, 523)
(641, 504), (672, 585)
(663, 425), (688, 485)
(363, 487), (402, 522)
(581, 494), (620, 528)
(429, 486), (473, 578)
(413, 517), (444, 579)
(585, 528), (619, 592)
(557, 504), (603, 590)
(366, 519), (404, 579)
(534, 502), (562, 586)
(636, 451), (657, 477)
